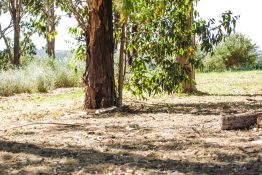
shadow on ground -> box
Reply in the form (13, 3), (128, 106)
(117, 100), (262, 116)
(0, 140), (261, 175)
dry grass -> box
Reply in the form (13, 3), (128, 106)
(0, 71), (262, 175)
(196, 70), (262, 95)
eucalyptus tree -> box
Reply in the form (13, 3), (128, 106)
(176, 1), (196, 92)
(45, 0), (56, 58)
(60, 0), (116, 109)
(59, 0), (238, 109)
(8, 0), (22, 65)
(30, 0), (58, 58)
(114, 0), (133, 106)
(0, 0), (37, 66)
(123, 0), (238, 96)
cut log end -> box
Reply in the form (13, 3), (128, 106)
(221, 112), (262, 130)
(258, 117), (262, 128)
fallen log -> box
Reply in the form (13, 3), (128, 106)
(258, 117), (262, 128)
(221, 111), (262, 130)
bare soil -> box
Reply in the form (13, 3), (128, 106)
(0, 88), (262, 175)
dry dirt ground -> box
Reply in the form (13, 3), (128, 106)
(0, 87), (262, 175)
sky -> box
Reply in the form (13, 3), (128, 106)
(197, 0), (262, 49)
(0, 0), (262, 50)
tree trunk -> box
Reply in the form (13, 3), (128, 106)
(0, 25), (13, 61)
(13, 14), (21, 66)
(177, 4), (196, 92)
(47, 38), (55, 58)
(128, 25), (138, 66)
(117, 22), (126, 107)
(46, 0), (56, 58)
(177, 56), (196, 92)
(84, 0), (116, 109)
(9, 0), (22, 66)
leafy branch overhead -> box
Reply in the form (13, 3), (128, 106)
(56, 0), (239, 97)
(0, 0), (240, 109)
(59, 0), (89, 31)
(118, 0), (239, 96)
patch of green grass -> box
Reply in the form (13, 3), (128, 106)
(196, 70), (262, 95)
(25, 89), (84, 103)
(48, 90), (84, 101)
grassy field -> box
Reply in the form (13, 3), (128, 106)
(196, 70), (262, 95)
(0, 70), (261, 174)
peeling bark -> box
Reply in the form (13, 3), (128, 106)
(84, 0), (116, 109)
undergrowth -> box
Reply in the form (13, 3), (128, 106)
(0, 58), (85, 96)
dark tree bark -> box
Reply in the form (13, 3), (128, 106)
(84, 0), (116, 109)
(9, 0), (22, 66)
(13, 19), (20, 66)
(177, 56), (196, 92)
(47, 37), (55, 58)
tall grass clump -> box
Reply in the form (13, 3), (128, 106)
(0, 57), (85, 96)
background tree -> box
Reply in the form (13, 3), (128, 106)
(201, 33), (258, 71)
(114, 0), (133, 106)
(31, 0), (58, 58)
(45, 0), (56, 58)
(123, 0), (238, 96)
(8, 0), (23, 66)
(0, 21), (13, 63)
(59, 0), (238, 108)
(176, 1), (196, 92)
(0, 0), (37, 66)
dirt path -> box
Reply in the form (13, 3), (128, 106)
(0, 88), (262, 175)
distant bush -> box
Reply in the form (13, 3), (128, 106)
(196, 33), (259, 72)
(202, 54), (226, 72)
(0, 57), (85, 96)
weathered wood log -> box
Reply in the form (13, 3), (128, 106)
(258, 117), (262, 128)
(221, 111), (262, 130)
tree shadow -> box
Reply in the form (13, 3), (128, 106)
(0, 140), (260, 174)
(189, 90), (262, 97)
(104, 138), (202, 152)
(117, 101), (261, 116)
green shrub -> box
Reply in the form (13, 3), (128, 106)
(202, 55), (226, 72)
(198, 33), (258, 72)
